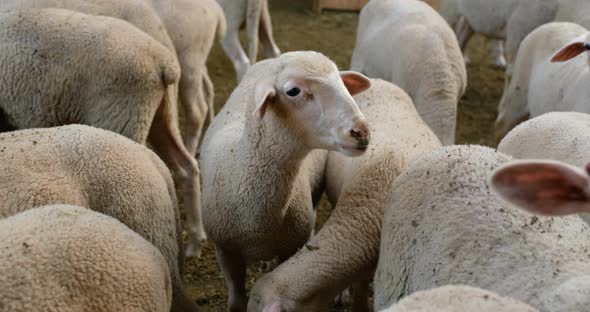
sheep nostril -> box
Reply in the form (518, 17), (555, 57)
(350, 128), (365, 139)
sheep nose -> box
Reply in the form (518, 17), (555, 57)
(350, 123), (370, 150)
(350, 127), (366, 139)
(585, 42), (590, 50)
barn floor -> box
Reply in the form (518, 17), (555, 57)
(183, 1), (505, 310)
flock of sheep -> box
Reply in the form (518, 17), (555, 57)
(1, 0), (590, 311)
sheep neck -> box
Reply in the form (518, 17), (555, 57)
(241, 112), (311, 218)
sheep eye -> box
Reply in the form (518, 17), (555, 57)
(286, 87), (301, 97)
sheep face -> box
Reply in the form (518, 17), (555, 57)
(247, 275), (328, 312)
(254, 53), (371, 157)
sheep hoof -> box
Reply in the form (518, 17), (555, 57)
(259, 259), (279, 272)
(493, 57), (507, 69)
(197, 228), (207, 241)
(334, 288), (351, 306)
(463, 55), (471, 65)
(185, 241), (202, 258)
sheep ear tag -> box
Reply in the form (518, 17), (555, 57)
(491, 160), (590, 216)
(254, 82), (276, 120)
(340, 71), (371, 96)
(551, 34), (588, 62)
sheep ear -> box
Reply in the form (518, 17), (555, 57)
(253, 80), (276, 120)
(550, 34), (588, 62)
(340, 71), (371, 96)
(490, 160), (590, 216)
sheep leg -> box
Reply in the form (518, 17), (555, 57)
(148, 111), (205, 258)
(179, 67), (207, 156)
(334, 288), (351, 306)
(351, 280), (371, 312)
(491, 39), (507, 68)
(215, 246), (247, 312)
(203, 68), (215, 124)
(221, 29), (250, 82)
(260, 0), (280, 59)
(456, 17), (474, 51)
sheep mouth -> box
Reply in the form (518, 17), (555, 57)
(357, 139), (369, 151)
(338, 143), (368, 157)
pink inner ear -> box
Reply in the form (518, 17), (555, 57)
(254, 87), (276, 120)
(492, 162), (590, 216)
(551, 42), (587, 62)
(340, 72), (371, 96)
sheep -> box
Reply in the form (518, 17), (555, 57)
(247, 79), (441, 312)
(380, 285), (539, 312)
(0, 125), (198, 312)
(351, 0), (466, 146)
(496, 111), (590, 225)
(439, 0), (558, 71)
(0, 8), (205, 258)
(495, 22), (590, 140)
(0, 0), (178, 62)
(498, 112), (590, 169)
(199, 51), (371, 311)
(0, 205), (173, 312)
(3, 0), (218, 155)
(439, 0), (507, 68)
(144, 0), (227, 154)
(216, 0), (281, 81)
(374, 145), (590, 311)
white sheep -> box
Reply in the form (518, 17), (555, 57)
(0, 125), (197, 312)
(145, 0), (227, 154)
(351, 0), (466, 146)
(498, 112), (590, 169)
(0, 7), (204, 257)
(0, 205), (172, 312)
(439, 0), (558, 70)
(247, 79), (441, 312)
(374, 145), (590, 311)
(4, 0), (220, 156)
(496, 111), (590, 225)
(439, 0), (507, 68)
(381, 285), (539, 312)
(216, 0), (281, 81)
(0, 0), (178, 63)
(200, 51), (371, 311)
(495, 22), (590, 140)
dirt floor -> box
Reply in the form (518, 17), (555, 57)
(184, 1), (505, 310)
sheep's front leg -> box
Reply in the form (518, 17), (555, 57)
(215, 246), (247, 312)
(456, 17), (474, 51)
(491, 39), (507, 69)
(148, 109), (205, 258)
